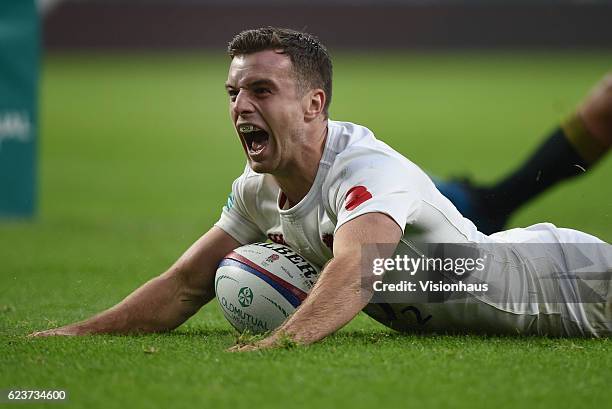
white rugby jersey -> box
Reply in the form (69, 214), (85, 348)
(215, 119), (488, 269)
(215, 119), (611, 337)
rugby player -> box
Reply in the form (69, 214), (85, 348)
(29, 28), (611, 347)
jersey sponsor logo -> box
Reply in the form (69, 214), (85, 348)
(267, 233), (286, 245)
(345, 185), (372, 211)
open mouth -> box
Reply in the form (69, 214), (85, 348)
(239, 124), (270, 156)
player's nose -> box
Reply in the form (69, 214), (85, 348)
(232, 90), (255, 117)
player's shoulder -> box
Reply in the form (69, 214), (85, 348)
(327, 120), (383, 153)
(326, 119), (415, 176)
(323, 119), (433, 198)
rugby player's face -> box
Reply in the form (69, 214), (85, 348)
(226, 50), (306, 174)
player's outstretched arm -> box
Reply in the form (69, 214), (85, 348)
(29, 226), (240, 337)
(231, 213), (402, 351)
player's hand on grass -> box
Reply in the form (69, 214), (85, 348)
(226, 331), (298, 352)
(226, 343), (261, 352)
(226, 335), (277, 352)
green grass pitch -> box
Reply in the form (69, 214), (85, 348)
(1, 51), (611, 408)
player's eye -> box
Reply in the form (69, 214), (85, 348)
(254, 88), (271, 96)
(227, 90), (238, 101)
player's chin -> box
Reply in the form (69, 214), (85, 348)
(246, 153), (278, 174)
(247, 159), (275, 174)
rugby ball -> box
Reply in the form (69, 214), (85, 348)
(215, 242), (320, 334)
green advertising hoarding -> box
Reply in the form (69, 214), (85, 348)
(0, 0), (39, 217)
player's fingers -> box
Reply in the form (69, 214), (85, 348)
(27, 330), (54, 337)
(27, 328), (77, 337)
(226, 344), (258, 352)
(225, 344), (242, 352)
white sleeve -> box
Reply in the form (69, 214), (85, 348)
(325, 151), (421, 234)
(214, 174), (266, 245)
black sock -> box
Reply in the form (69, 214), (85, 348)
(480, 127), (589, 218)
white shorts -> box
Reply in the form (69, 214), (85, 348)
(364, 223), (612, 337)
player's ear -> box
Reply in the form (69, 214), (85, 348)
(304, 88), (326, 121)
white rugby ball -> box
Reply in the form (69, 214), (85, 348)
(215, 242), (320, 334)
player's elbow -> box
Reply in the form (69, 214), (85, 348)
(149, 269), (213, 325)
(163, 263), (215, 302)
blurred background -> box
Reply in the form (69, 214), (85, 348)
(42, 0), (612, 49)
(1, 0), (611, 301)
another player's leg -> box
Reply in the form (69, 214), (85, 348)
(437, 74), (612, 234)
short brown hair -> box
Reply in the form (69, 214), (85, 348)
(228, 27), (333, 117)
